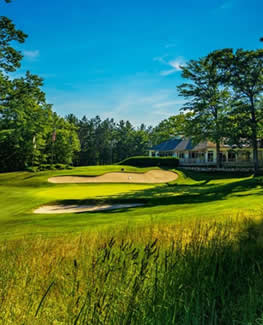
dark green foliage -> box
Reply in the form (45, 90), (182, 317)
(119, 156), (179, 168)
(0, 72), (80, 172)
(219, 49), (263, 172)
(0, 16), (27, 72)
(26, 163), (73, 172)
(150, 113), (191, 146)
(178, 48), (263, 172)
(177, 52), (231, 168)
(68, 115), (152, 166)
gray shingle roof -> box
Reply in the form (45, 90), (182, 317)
(150, 138), (182, 151)
(175, 138), (194, 151)
(150, 137), (254, 152)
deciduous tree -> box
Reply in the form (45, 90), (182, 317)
(214, 49), (263, 172)
(177, 53), (230, 168)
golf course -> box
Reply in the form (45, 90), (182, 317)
(1, 165), (262, 238)
(2, 165), (263, 324)
(1, 1), (263, 322)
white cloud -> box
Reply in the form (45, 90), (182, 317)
(46, 72), (184, 126)
(47, 86), (183, 127)
(160, 69), (178, 76)
(23, 50), (40, 60)
(159, 57), (186, 76)
(97, 92), (184, 126)
(169, 58), (185, 70)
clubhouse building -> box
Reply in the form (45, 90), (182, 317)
(149, 137), (263, 168)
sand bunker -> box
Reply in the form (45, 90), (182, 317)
(48, 170), (177, 184)
(34, 203), (144, 214)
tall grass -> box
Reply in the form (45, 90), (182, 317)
(1, 219), (263, 324)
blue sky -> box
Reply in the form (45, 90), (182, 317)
(1, 0), (263, 126)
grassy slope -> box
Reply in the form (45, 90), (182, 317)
(2, 167), (263, 324)
(0, 165), (262, 238)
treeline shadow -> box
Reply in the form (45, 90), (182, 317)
(113, 175), (263, 207)
(177, 168), (253, 181)
(53, 175), (263, 211)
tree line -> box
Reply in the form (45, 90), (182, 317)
(1, 0), (263, 172)
(0, 0), (180, 172)
(65, 115), (153, 166)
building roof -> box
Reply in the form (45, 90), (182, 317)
(150, 137), (233, 152)
(150, 138), (181, 151)
(175, 138), (194, 151)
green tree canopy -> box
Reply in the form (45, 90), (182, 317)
(0, 16), (27, 72)
(213, 48), (263, 171)
(150, 113), (191, 146)
(177, 52), (231, 167)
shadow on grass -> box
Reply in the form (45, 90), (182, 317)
(50, 175), (263, 212)
(110, 175), (263, 205)
(178, 168), (253, 181)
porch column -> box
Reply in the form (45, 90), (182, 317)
(205, 151), (208, 163)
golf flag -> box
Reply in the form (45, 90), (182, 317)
(52, 130), (56, 142)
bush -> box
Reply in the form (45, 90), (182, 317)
(38, 164), (54, 171)
(118, 156), (179, 168)
(54, 163), (67, 170)
(26, 164), (73, 172)
(25, 166), (39, 173)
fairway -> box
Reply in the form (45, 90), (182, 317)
(0, 165), (262, 238)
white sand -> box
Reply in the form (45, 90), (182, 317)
(48, 170), (177, 184)
(34, 203), (144, 214)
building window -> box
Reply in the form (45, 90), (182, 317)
(208, 151), (214, 162)
(159, 151), (173, 157)
(228, 151), (236, 162)
(179, 152), (185, 159)
(189, 151), (198, 159)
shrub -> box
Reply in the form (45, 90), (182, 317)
(25, 166), (39, 173)
(54, 163), (67, 170)
(118, 156), (179, 168)
(38, 164), (54, 171)
(27, 164), (73, 172)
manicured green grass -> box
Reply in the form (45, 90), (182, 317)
(0, 165), (262, 238)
